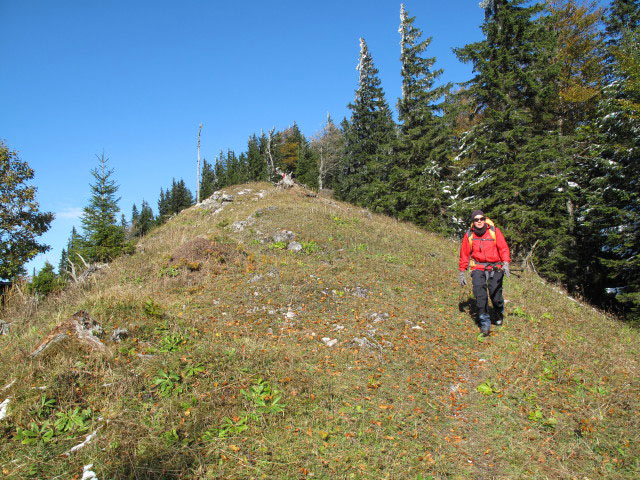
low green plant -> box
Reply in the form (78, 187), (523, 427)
(161, 428), (180, 445)
(159, 265), (181, 277)
(152, 370), (183, 397)
(202, 416), (249, 441)
(144, 299), (165, 318)
(476, 381), (498, 396)
(16, 421), (55, 445)
(54, 407), (92, 433)
(241, 378), (286, 418)
(36, 394), (57, 418)
(301, 241), (320, 254)
(182, 362), (205, 378)
(268, 241), (287, 250)
(159, 333), (187, 353)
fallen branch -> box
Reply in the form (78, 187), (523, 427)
(30, 311), (105, 358)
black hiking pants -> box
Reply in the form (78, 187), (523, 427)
(471, 269), (504, 318)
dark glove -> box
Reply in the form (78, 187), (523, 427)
(459, 271), (467, 286)
(503, 262), (510, 277)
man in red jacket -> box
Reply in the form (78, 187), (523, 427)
(459, 210), (511, 336)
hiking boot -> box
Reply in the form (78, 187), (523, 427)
(479, 314), (491, 336)
(494, 307), (504, 326)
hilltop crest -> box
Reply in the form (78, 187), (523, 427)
(1, 182), (638, 479)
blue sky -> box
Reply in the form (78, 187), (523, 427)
(0, 0), (605, 274)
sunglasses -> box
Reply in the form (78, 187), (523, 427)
(473, 217), (486, 222)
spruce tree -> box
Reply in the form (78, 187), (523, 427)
(392, 4), (452, 231)
(136, 200), (155, 237)
(337, 38), (395, 207)
(200, 159), (216, 200)
(80, 154), (128, 263)
(247, 134), (267, 181)
(453, 0), (574, 282)
(591, 3), (640, 318)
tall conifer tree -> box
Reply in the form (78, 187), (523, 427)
(453, 0), (573, 281)
(392, 4), (452, 230)
(80, 154), (127, 263)
(338, 38), (395, 207)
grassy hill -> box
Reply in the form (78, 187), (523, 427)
(1, 182), (638, 479)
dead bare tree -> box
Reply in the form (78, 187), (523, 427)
(265, 127), (276, 177)
(197, 123), (203, 204)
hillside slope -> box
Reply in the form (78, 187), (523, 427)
(1, 182), (638, 479)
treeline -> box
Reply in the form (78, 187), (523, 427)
(26, 0), (639, 322)
(326, 0), (639, 321)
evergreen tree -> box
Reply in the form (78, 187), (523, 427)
(61, 226), (83, 276)
(131, 203), (139, 226)
(453, 0), (573, 282)
(591, 4), (640, 319)
(392, 4), (453, 231)
(337, 38), (395, 207)
(247, 134), (267, 181)
(80, 154), (128, 263)
(200, 159), (216, 200)
(214, 151), (227, 190)
(605, 0), (640, 49)
(136, 200), (155, 237)
(169, 179), (194, 214)
(28, 261), (64, 297)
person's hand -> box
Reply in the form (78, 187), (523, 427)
(503, 262), (510, 277)
(459, 271), (467, 286)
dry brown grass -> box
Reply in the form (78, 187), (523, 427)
(0, 182), (638, 479)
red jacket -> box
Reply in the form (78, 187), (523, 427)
(459, 226), (511, 271)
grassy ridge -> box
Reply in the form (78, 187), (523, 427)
(1, 182), (638, 479)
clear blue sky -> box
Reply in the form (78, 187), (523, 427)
(0, 0), (607, 275)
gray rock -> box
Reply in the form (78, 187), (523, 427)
(249, 274), (263, 283)
(351, 286), (369, 298)
(0, 320), (10, 335)
(368, 312), (389, 323)
(111, 328), (129, 342)
(287, 241), (303, 252)
(273, 230), (296, 243)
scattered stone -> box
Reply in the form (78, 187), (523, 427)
(111, 328), (129, 342)
(273, 230), (296, 243)
(30, 311), (106, 358)
(285, 309), (297, 320)
(80, 464), (99, 480)
(0, 398), (10, 420)
(267, 328), (273, 335)
(368, 312), (389, 323)
(249, 274), (263, 283)
(221, 194), (234, 202)
(411, 325), (423, 330)
(322, 337), (338, 347)
(231, 221), (249, 232)
(0, 319), (10, 335)
(334, 325), (345, 331)
(348, 286), (369, 298)
(287, 242), (303, 252)
(237, 189), (253, 195)
(349, 337), (380, 350)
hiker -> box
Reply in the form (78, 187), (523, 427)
(458, 210), (511, 336)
